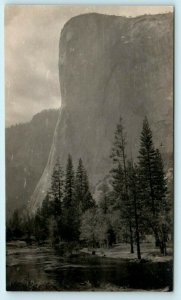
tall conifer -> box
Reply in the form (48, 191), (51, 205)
(62, 154), (79, 241)
(138, 117), (168, 253)
(111, 117), (134, 253)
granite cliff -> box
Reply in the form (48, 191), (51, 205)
(28, 13), (173, 212)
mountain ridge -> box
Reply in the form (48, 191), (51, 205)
(6, 109), (60, 215)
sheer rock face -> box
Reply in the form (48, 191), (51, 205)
(6, 110), (59, 216)
(29, 13), (173, 212)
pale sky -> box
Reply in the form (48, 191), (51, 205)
(5, 5), (173, 127)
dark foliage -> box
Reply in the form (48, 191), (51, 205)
(7, 117), (172, 258)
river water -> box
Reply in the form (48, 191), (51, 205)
(6, 242), (173, 291)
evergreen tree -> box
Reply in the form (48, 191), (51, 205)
(138, 117), (168, 253)
(127, 161), (142, 259)
(154, 149), (167, 208)
(99, 182), (110, 214)
(64, 155), (75, 206)
(50, 159), (64, 216)
(33, 193), (59, 246)
(75, 158), (84, 214)
(75, 158), (95, 212)
(138, 117), (158, 242)
(41, 193), (52, 218)
(110, 163), (125, 209)
(154, 149), (169, 254)
(110, 117), (134, 253)
(62, 154), (79, 241)
(82, 168), (95, 211)
(49, 159), (64, 241)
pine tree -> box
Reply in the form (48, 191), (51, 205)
(64, 155), (75, 207)
(49, 159), (64, 241)
(50, 159), (64, 215)
(138, 117), (168, 253)
(62, 154), (79, 241)
(41, 193), (52, 218)
(127, 161), (142, 259)
(138, 117), (158, 240)
(75, 158), (95, 213)
(99, 182), (110, 214)
(75, 158), (84, 212)
(154, 149), (167, 207)
(110, 163), (125, 209)
(154, 149), (169, 254)
(110, 117), (134, 253)
(82, 168), (95, 211)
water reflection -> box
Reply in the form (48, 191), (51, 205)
(6, 243), (173, 291)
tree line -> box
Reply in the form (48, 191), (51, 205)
(6, 116), (172, 259)
(108, 116), (171, 258)
(7, 155), (95, 245)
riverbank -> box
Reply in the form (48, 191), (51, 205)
(6, 241), (173, 291)
(7, 240), (173, 262)
(80, 242), (173, 262)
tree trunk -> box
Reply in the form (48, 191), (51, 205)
(129, 223), (134, 254)
(155, 232), (160, 247)
(135, 218), (141, 259)
(160, 242), (164, 254)
(136, 235), (141, 259)
(131, 163), (141, 259)
(164, 243), (167, 256)
(159, 239), (167, 256)
(155, 240), (159, 247)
